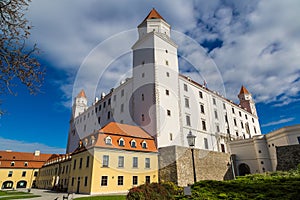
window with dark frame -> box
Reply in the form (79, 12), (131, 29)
(101, 176), (108, 186)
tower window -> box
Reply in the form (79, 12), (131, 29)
(212, 98), (216, 105)
(200, 104), (205, 114)
(204, 138), (208, 149)
(186, 115), (191, 126)
(142, 61), (145, 65)
(142, 73), (145, 78)
(108, 98), (111, 105)
(166, 90), (169, 95)
(169, 133), (173, 141)
(245, 114), (248, 119)
(184, 84), (188, 91)
(167, 110), (171, 116)
(121, 89), (124, 97)
(142, 94), (144, 101)
(165, 50), (168, 53)
(202, 120), (207, 131)
(113, 95), (116, 101)
(142, 114), (145, 121)
(120, 104), (124, 112)
(199, 91), (203, 98)
(165, 60), (169, 66)
(166, 72), (170, 77)
(232, 107), (235, 114)
(239, 111), (242, 117)
(214, 110), (218, 119)
(107, 111), (111, 119)
(185, 98), (190, 108)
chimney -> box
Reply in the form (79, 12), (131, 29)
(34, 150), (40, 156)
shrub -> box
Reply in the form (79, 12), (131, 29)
(127, 182), (182, 200)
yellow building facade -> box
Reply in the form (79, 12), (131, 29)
(36, 122), (159, 195)
(0, 150), (54, 190)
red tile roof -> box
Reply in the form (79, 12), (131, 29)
(139, 8), (166, 27)
(239, 85), (250, 95)
(81, 122), (157, 153)
(0, 151), (54, 169)
(77, 89), (87, 98)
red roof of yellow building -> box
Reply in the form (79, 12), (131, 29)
(80, 122), (157, 153)
(0, 151), (55, 169)
(239, 85), (250, 95)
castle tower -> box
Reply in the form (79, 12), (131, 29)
(238, 86), (257, 116)
(131, 9), (183, 147)
(72, 89), (88, 118)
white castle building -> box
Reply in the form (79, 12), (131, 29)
(67, 9), (261, 154)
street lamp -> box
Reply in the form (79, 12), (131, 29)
(187, 130), (197, 183)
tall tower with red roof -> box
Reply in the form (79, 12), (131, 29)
(72, 89), (88, 118)
(238, 85), (257, 116)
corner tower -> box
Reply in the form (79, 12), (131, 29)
(131, 9), (183, 147)
(72, 89), (88, 118)
(238, 86), (257, 116)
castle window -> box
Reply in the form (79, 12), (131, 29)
(120, 104), (124, 112)
(166, 72), (170, 77)
(241, 122), (244, 129)
(22, 171), (26, 177)
(236, 132), (239, 136)
(121, 89), (124, 97)
(118, 176), (124, 185)
(165, 60), (169, 66)
(102, 155), (109, 167)
(103, 101), (106, 108)
(169, 133), (173, 141)
(199, 91), (203, 98)
(86, 156), (90, 168)
(101, 176), (108, 186)
(83, 125), (86, 132)
(142, 73), (145, 78)
(84, 176), (88, 187)
(200, 104), (205, 114)
(145, 158), (150, 168)
(87, 113), (90, 118)
(254, 126), (257, 134)
(234, 118), (237, 126)
(142, 61), (145, 65)
(221, 144), (225, 152)
(186, 115), (191, 126)
(245, 114), (248, 119)
(202, 120), (207, 131)
(212, 98), (216, 105)
(261, 161), (264, 164)
(107, 111), (111, 119)
(131, 140), (137, 148)
(165, 50), (168, 53)
(142, 141), (147, 149)
(105, 136), (112, 145)
(216, 124), (220, 133)
(133, 157), (138, 168)
(108, 98), (111, 105)
(142, 94), (144, 101)
(119, 138), (125, 146)
(118, 156), (124, 168)
(98, 117), (101, 124)
(142, 114), (145, 121)
(232, 107), (235, 114)
(166, 89), (169, 95)
(133, 176), (138, 185)
(214, 110), (218, 119)
(185, 98), (190, 108)
(167, 110), (171, 116)
(239, 111), (242, 117)
(8, 171), (13, 177)
(99, 104), (101, 111)
(113, 95), (116, 101)
(79, 158), (83, 169)
(184, 84), (188, 91)
(204, 138), (208, 149)
(252, 118), (255, 123)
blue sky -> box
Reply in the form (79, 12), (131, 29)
(0, 0), (300, 153)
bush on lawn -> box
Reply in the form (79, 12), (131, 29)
(127, 182), (182, 200)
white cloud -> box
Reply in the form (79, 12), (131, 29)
(0, 137), (65, 154)
(261, 117), (295, 127)
(26, 0), (300, 107)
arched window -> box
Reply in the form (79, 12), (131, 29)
(131, 140), (136, 148)
(118, 138), (125, 146)
(141, 141), (147, 149)
(2, 181), (13, 189)
(17, 180), (27, 188)
(105, 136), (112, 145)
(238, 163), (251, 176)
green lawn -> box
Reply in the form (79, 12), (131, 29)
(0, 190), (40, 199)
(75, 195), (126, 200)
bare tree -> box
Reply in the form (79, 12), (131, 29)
(0, 0), (44, 96)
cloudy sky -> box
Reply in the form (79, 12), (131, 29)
(1, 0), (299, 153)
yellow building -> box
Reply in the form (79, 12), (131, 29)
(36, 122), (158, 195)
(0, 150), (54, 190)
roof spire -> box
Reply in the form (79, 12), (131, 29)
(239, 85), (250, 95)
(77, 89), (87, 98)
(140, 8), (165, 24)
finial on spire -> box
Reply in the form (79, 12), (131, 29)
(77, 89), (87, 98)
(239, 85), (250, 95)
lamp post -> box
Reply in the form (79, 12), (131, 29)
(187, 130), (197, 183)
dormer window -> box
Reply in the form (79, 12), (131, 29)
(24, 162), (28, 167)
(119, 138), (125, 147)
(105, 136), (112, 145)
(11, 162), (15, 166)
(142, 141), (147, 149)
(131, 140), (136, 148)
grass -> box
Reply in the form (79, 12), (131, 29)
(177, 169), (300, 200)
(0, 190), (40, 199)
(75, 195), (126, 200)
